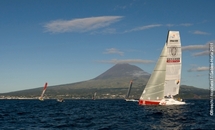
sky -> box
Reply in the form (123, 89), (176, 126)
(0, 0), (214, 93)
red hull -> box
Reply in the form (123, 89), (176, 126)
(139, 100), (160, 105)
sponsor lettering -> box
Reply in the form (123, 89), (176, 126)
(170, 40), (178, 42)
(167, 58), (180, 63)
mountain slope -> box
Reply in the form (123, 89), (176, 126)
(94, 63), (149, 80)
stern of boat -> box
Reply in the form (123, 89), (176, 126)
(159, 98), (186, 105)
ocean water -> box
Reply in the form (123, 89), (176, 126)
(0, 99), (214, 130)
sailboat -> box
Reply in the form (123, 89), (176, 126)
(92, 92), (97, 100)
(139, 31), (185, 105)
(39, 82), (48, 101)
(125, 80), (138, 102)
(57, 98), (64, 102)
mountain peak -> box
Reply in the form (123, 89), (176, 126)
(94, 63), (149, 80)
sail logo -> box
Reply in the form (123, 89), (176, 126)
(170, 33), (179, 39)
(169, 47), (177, 56)
(171, 34), (175, 38)
(170, 40), (178, 42)
(171, 47), (177, 56)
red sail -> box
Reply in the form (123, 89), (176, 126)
(43, 82), (48, 90)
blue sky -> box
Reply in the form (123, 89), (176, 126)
(0, 0), (214, 93)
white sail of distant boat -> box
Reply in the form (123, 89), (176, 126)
(139, 31), (185, 105)
(125, 80), (138, 102)
(92, 92), (97, 100)
(125, 80), (133, 99)
(57, 98), (64, 102)
(39, 82), (48, 101)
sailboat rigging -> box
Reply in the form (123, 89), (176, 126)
(139, 31), (185, 105)
(39, 82), (48, 101)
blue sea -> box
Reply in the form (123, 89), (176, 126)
(0, 99), (214, 130)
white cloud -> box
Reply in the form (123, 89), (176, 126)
(166, 23), (193, 27)
(113, 1), (136, 10)
(182, 44), (208, 51)
(125, 24), (162, 33)
(132, 71), (149, 76)
(191, 30), (210, 35)
(192, 50), (210, 56)
(44, 16), (123, 33)
(90, 28), (117, 35)
(101, 28), (117, 34)
(182, 42), (215, 56)
(179, 23), (193, 26)
(98, 59), (154, 64)
(124, 23), (192, 33)
(103, 48), (124, 56)
(188, 66), (210, 72)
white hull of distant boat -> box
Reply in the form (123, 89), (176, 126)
(125, 99), (138, 102)
(57, 99), (64, 102)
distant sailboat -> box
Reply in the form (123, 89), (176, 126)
(57, 98), (64, 102)
(125, 80), (138, 102)
(92, 92), (97, 100)
(139, 31), (185, 105)
(39, 82), (48, 101)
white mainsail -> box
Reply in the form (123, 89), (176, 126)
(92, 92), (97, 100)
(164, 31), (181, 96)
